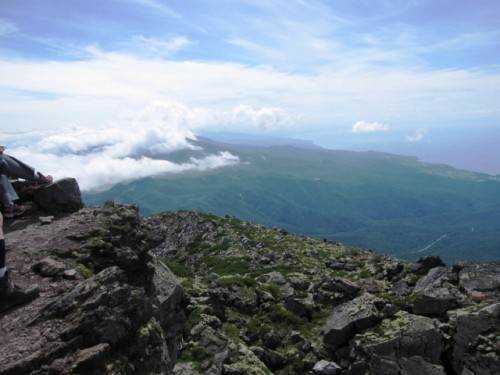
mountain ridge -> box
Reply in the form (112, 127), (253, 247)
(84, 138), (500, 265)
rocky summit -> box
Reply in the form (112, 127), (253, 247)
(0, 180), (499, 374)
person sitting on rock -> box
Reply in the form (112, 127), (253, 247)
(0, 145), (53, 218)
(0, 211), (39, 312)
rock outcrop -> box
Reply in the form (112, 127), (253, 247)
(1, 190), (499, 374)
(1, 201), (186, 374)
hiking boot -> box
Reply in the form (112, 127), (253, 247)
(32, 172), (53, 187)
(3, 204), (25, 219)
(0, 270), (39, 313)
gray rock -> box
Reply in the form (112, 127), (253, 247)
(31, 257), (67, 277)
(256, 271), (287, 285)
(349, 311), (445, 374)
(320, 277), (359, 296)
(451, 302), (500, 375)
(459, 263), (500, 294)
(284, 298), (311, 319)
(72, 343), (111, 373)
(39, 216), (55, 225)
(409, 256), (445, 275)
(33, 177), (84, 213)
(251, 346), (286, 372)
(412, 267), (462, 316)
(400, 356), (446, 375)
(323, 293), (384, 347)
(312, 359), (341, 374)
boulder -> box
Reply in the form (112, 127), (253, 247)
(349, 311), (445, 374)
(411, 267), (462, 316)
(312, 360), (341, 374)
(409, 256), (445, 275)
(323, 293), (384, 347)
(459, 263), (500, 296)
(450, 302), (500, 375)
(31, 257), (68, 277)
(320, 277), (360, 296)
(285, 298), (312, 319)
(32, 177), (84, 213)
(0, 204), (185, 375)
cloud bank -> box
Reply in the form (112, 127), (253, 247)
(352, 120), (390, 133)
(3, 101), (288, 191)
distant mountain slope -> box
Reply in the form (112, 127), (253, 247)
(83, 137), (500, 264)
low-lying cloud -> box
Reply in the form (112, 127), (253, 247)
(352, 120), (390, 133)
(2, 100), (290, 191)
(406, 129), (427, 142)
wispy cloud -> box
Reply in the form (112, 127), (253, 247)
(0, 19), (17, 36)
(119, 0), (180, 18)
(406, 129), (427, 142)
(352, 120), (390, 133)
(133, 35), (194, 55)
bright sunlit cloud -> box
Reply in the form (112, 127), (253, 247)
(352, 121), (390, 133)
(2, 100), (294, 191)
(406, 129), (427, 142)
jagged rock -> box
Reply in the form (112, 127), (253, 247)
(349, 311), (445, 374)
(312, 359), (341, 374)
(256, 271), (287, 285)
(391, 278), (411, 296)
(459, 263), (500, 298)
(411, 267), (462, 316)
(400, 356), (447, 375)
(323, 293), (384, 347)
(223, 342), (271, 375)
(256, 271), (294, 298)
(409, 256), (445, 275)
(384, 261), (405, 280)
(3, 205), (499, 375)
(0, 204), (185, 375)
(71, 343), (111, 373)
(450, 302), (500, 374)
(184, 319), (228, 374)
(284, 298), (312, 319)
(251, 346), (286, 372)
(320, 277), (359, 296)
(32, 177), (84, 214)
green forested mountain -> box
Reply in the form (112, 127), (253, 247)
(83, 137), (500, 265)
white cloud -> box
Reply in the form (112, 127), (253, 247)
(4, 101), (255, 191)
(231, 105), (289, 129)
(133, 35), (194, 55)
(352, 120), (390, 133)
(1, 46), (500, 137)
(406, 129), (427, 142)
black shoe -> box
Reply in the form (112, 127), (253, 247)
(0, 270), (39, 313)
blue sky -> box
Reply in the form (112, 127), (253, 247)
(1, 0), (500, 188)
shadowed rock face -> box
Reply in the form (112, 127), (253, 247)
(1, 202), (186, 375)
(1, 185), (499, 374)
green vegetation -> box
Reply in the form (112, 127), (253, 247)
(84, 139), (500, 264)
(160, 258), (194, 278)
(76, 262), (94, 279)
(218, 276), (257, 288)
(270, 304), (307, 326)
(196, 255), (251, 275)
